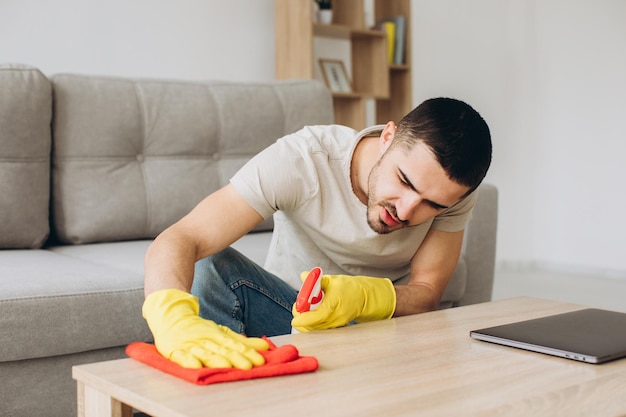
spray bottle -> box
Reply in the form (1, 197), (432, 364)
(291, 267), (324, 333)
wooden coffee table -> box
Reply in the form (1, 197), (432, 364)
(73, 297), (626, 417)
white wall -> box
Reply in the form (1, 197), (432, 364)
(533, 1), (626, 275)
(2, 0), (626, 278)
(0, 0), (276, 81)
(412, 0), (626, 278)
(411, 0), (536, 262)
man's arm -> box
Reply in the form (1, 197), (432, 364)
(291, 227), (465, 331)
(144, 183), (264, 295)
(142, 183), (271, 370)
(393, 228), (465, 316)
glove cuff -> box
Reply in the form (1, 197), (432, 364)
(142, 288), (200, 322)
(377, 278), (397, 320)
(360, 278), (396, 322)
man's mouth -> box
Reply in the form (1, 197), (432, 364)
(380, 206), (400, 227)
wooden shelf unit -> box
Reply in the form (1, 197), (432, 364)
(275, 0), (412, 130)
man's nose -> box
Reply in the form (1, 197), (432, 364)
(396, 193), (422, 222)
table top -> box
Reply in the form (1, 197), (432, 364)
(73, 297), (626, 417)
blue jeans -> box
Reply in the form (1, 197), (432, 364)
(191, 247), (297, 337)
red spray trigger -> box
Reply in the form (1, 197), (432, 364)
(295, 267), (324, 313)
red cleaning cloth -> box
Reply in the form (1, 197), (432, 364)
(125, 339), (318, 385)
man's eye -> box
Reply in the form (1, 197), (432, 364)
(428, 201), (445, 210)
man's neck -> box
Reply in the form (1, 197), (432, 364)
(350, 136), (379, 205)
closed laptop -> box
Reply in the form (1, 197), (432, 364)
(470, 308), (626, 364)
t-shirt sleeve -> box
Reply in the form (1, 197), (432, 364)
(430, 188), (478, 232)
(230, 129), (319, 220)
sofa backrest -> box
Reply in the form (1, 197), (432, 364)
(50, 74), (333, 244)
(0, 64), (52, 249)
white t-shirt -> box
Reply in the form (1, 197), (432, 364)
(230, 125), (477, 290)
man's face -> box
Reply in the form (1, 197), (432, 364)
(366, 141), (470, 234)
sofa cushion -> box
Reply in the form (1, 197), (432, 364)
(50, 76), (333, 244)
(0, 248), (152, 362)
(0, 64), (51, 248)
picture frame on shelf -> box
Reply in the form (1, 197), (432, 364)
(319, 59), (352, 94)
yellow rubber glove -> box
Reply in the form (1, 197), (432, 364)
(291, 273), (396, 332)
(142, 289), (269, 369)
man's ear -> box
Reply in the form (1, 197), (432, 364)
(379, 121), (397, 152)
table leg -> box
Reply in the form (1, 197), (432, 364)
(77, 381), (133, 417)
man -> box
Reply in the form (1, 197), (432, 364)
(142, 97), (492, 370)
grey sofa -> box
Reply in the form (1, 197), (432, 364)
(0, 63), (498, 417)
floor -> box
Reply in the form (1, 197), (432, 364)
(492, 265), (626, 313)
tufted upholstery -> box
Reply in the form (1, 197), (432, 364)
(51, 75), (332, 244)
(0, 64), (51, 248)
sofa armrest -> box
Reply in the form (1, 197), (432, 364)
(456, 183), (498, 306)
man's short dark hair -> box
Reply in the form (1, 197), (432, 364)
(393, 97), (492, 194)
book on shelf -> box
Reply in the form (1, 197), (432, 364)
(373, 15), (406, 65)
(391, 15), (406, 65)
(381, 21), (395, 64)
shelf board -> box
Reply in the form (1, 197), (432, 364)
(350, 28), (386, 39)
(331, 92), (363, 99)
(390, 64), (410, 71)
(313, 23), (385, 40)
(331, 91), (390, 100)
(314, 23), (350, 39)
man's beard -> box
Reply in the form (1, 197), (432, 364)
(367, 200), (402, 234)
(365, 163), (407, 234)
